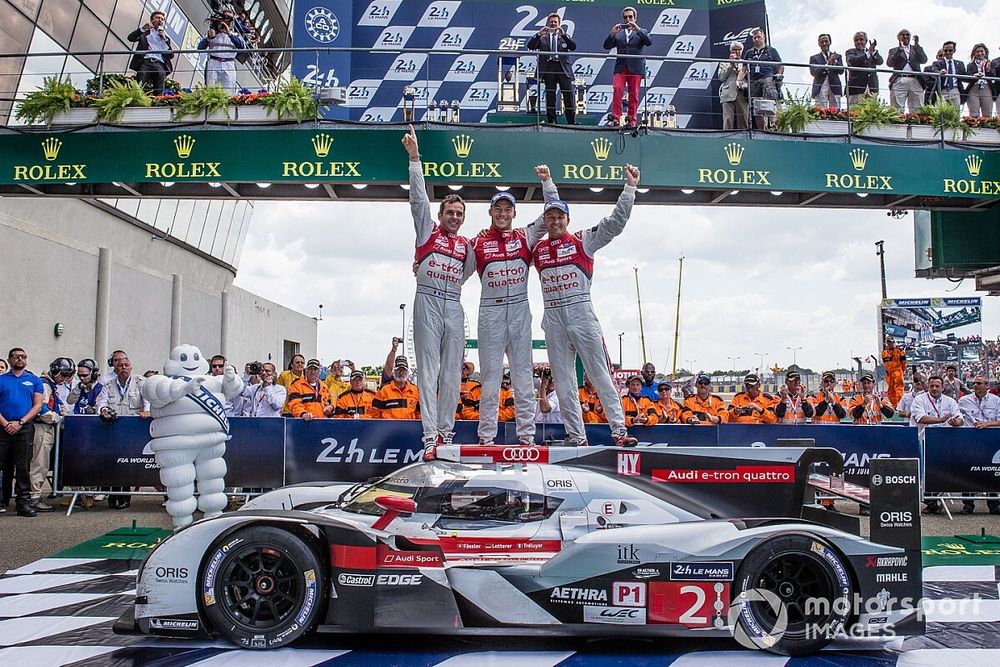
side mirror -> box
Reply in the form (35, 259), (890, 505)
(374, 496), (416, 514)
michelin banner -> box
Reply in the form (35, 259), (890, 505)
(879, 297), (983, 370)
(291, 0), (768, 125)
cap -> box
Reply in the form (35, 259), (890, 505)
(350, 370), (364, 380)
(543, 200), (570, 215)
(626, 375), (642, 384)
(393, 355), (409, 370)
(696, 373), (711, 384)
(657, 381), (672, 390)
(490, 191), (516, 207)
(743, 373), (760, 385)
(860, 371), (875, 382)
(822, 371), (836, 380)
(785, 370), (801, 381)
(306, 358), (322, 369)
(463, 361), (475, 372)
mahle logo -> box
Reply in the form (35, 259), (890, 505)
(12, 137), (87, 182)
(696, 143), (771, 186)
(146, 134), (220, 179)
(825, 148), (893, 192)
(282, 133), (361, 178)
(421, 133), (500, 178)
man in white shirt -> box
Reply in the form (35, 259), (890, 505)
(957, 375), (1000, 514)
(241, 363), (286, 417)
(895, 372), (926, 419)
(535, 369), (561, 424)
(910, 374), (963, 515)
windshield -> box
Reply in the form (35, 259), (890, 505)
(340, 462), (466, 516)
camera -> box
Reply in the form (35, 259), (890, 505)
(393, 337), (403, 345)
(247, 361), (263, 376)
(618, 23), (629, 30)
(542, 368), (552, 378)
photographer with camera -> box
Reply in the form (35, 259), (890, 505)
(526, 13), (577, 125)
(198, 12), (246, 92)
(241, 362), (285, 417)
(535, 366), (562, 424)
(603, 6), (651, 127)
(127, 10), (174, 95)
(745, 28), (783, 130)
(67, 359), (104, 415)
(326, 359), (355, 397)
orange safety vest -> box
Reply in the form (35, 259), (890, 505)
(498, 386), (515, 422)
(287, 377), (332, 419)
(369, 382), (420, 419)
(334, 388), (375, 418)
(729, 391), (777, 424)
(882, 348), (906, 374)
(620, 393), (660, 427)
(456, 380), (482, 420)
(682, 394), (730, 425)
(657, 398), (684, 424)
(848, 393), (894, 424)
(579, 385), (607, 423)
(810, 391), (846, 424)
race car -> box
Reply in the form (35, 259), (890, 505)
(115, 444), (924, 655)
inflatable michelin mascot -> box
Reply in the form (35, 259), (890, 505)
(142, 345), (243, 528)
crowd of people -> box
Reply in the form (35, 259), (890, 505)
(719, 27), (1000, 129)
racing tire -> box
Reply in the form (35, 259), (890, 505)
(732, 534), (853, 656)
(200, 525), (324, 649)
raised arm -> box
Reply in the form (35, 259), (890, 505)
(403, 125), (435, 246)
(581, 164), (639, 256)
(524, 164), (560, 247)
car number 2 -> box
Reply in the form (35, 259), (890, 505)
(648, 582), (730, 627)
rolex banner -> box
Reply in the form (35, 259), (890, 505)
(291, 0), (768, 125)
(879, 297), (983, 370)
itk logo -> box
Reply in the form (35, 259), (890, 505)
(618, 451), (641, 476)
(174, 134), (195, 159)
(591, 137), (612, 162)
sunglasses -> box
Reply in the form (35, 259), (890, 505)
(211, 364), (224, 368)
(696, 381), (709, 386)
(9, 354), (27, 359)
(973, 381), (986, 385)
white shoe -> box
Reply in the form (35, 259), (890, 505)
(440, 431), (455, 446)
(422, 435), (439, 461)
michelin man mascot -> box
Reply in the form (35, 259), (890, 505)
(142, 345), (243, 528)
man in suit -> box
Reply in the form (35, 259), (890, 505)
(810, 34), (844, 108)
(603, 6), (652, 127)
(932, 40), (967, 108)
(845, 31), (883, 106)
(887, 28), (927, 113)
(127, 10), (174, 95)
(527, 13), (577, 125)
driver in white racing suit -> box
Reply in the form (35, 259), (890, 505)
(403, 125), (476, 459)
(471, 166), (560, 446)
(532, 164), (642, 447)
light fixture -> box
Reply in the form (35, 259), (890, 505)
(65, 182), (77, 186)
(589, 187), (604, 193)
(112, 181), (122, 187)
(856, 192), (869, 198)
(53, 323), (65, 337)
(304, 183), (320, 189)
(770, 191), (783, 196)
(160, 181), (173, 187)
(352, 183), (368, 190)
(256, 182), (271, 188)
(636, 187), (649, 194)
(208, 182), (222, 188)
(730, 190), (740, 196)
(448, 185), (463, 191)
(400, 184), (410, 191)
(495, 186), (510, 191)
(681, 188), (695, 195)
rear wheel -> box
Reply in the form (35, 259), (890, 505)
(200, 525), (324, 649)
(732, 534), (853, 656)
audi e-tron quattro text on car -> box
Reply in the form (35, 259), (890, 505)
(115, 445), (924, 655)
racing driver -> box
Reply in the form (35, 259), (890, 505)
(402, 125), (476, 459)
(532, 164), (641, 447)
(471, 166), (560, 447)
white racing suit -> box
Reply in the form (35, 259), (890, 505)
(409, 161), (475, 443)
(532, 185), (636, 443)
(200, 32), (244, 92)
(471, 180), (559, 444)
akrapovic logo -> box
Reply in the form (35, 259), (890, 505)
(338, 573), (375, 587)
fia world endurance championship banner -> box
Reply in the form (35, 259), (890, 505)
(292, 0), (768, 126)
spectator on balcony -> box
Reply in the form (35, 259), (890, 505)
(932, 41), (967, 108)
(745, 28), (782, 130)
(966, 44), (995, 117)
(809, 34), (844, 109)
(199, 15), (245, 92)
(718, 41), (748, 130)
(887, 28), (927, 113)
(603, 6), (652, 128)
(527, 13), (577, 126)
(845, 31), (883, 106)
(127, 10), (175, 96)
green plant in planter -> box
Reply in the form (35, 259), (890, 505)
(851, 96), (900, 134)
(924, 99), (973, 140)
(15, 77), (81, 125)
(774, 94), (816, 134)
(93, 79), (152, 123)
(172, 84), (232, 120)
(260, 76), (324, 121)
(84, 72), (131, 96)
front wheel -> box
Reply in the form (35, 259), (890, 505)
(732, 534), (853, 656)
(200, 525), (324, 649)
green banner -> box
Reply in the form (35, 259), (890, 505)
(2, 126), (997, 199)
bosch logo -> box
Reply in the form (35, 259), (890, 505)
(503, 447), (540, 461)
(304, 7), (340, 44)
(871, 474), (882, 486)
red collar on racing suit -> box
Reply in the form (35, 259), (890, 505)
(414, 226), (469, 300)
(472, 227), (532, 305)
(532, 232), (595, 308)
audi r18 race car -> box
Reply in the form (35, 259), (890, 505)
(115, 445), (924, 656)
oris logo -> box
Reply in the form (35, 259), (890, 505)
(503, 447), (541, 461)
(155, 566), (188, 579)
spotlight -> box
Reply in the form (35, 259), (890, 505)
(256, 182), (271, 188)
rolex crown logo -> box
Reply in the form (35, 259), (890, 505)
(452, 133), (474, 158)
(724, 142), (744, 166)
(311, 133), (333, 158)
(966, 154), (982, 177)
(591, 137), (612, 161)
(41, 137), (62, 162)
(849, 148), (869, 171)
(174, 134), (196, 159)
